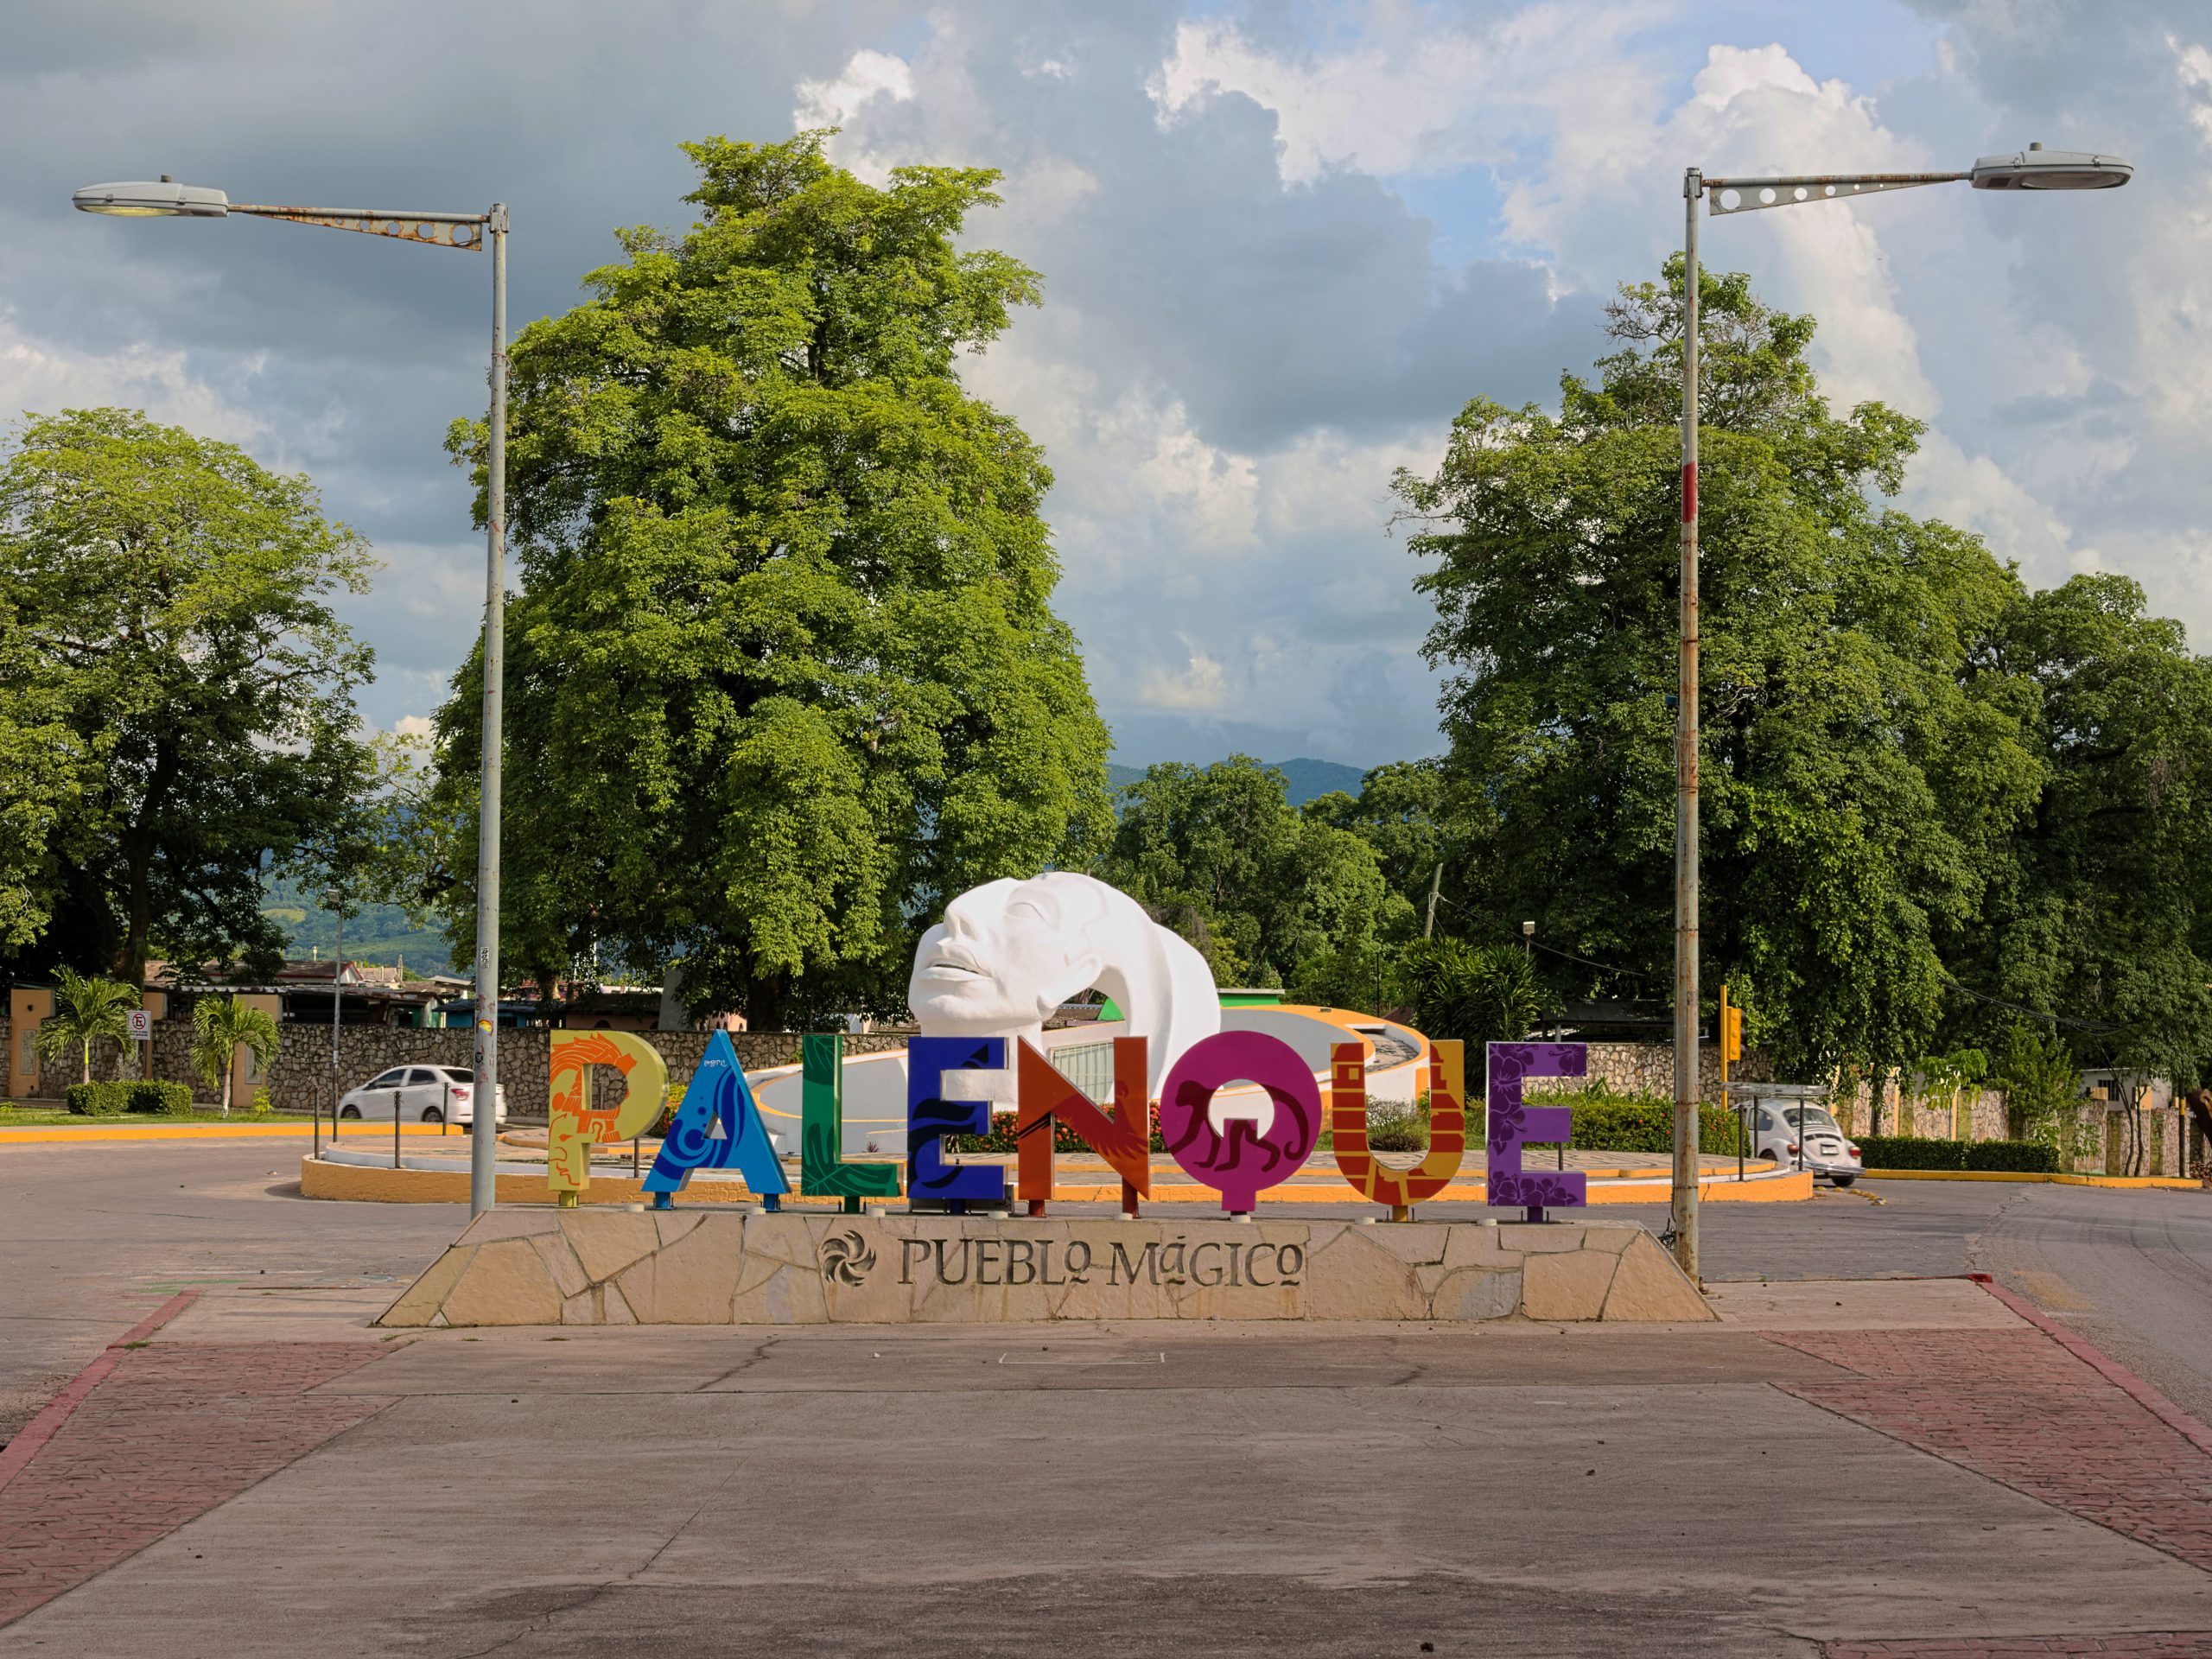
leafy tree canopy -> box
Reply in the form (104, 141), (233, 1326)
(1300, 759), (1447, 926)
(1097, 755), (1402, 987)
(0, 408), (376, 984)
(1951, 574), (2212, 1084)
(432, 132), (1109, 1026)
(1395, 262), (2046, 1077)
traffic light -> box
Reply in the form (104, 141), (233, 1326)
(1721, 1000), (1744, 1062)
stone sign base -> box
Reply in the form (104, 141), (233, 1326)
(377, 1210), (1714, 1328)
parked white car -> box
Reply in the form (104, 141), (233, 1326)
(1749, 1101), (1861, 1186)
(337, 1065), (506, 1127)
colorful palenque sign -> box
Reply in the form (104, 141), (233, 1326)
(907, 1036), (1010, 1208)
(1157, 1030), (1322, 1215)
(1330, 1038), (1469, 1212)
(550, 1023), (1592, 1217)
(644, 1028), (787, 1210)
(799, 1033), (902, 1211)
(548, 1030), (669, 1202)
(1014, 1035), (1151, 1217)
(1485, 1040), (1589, 1213)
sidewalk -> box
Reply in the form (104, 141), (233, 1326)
(5, 1274), (2212, 1654)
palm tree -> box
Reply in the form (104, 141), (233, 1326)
(35, 968), (139, 1085)
(190, 995), (281, 1116)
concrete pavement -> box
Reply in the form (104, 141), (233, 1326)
(7, 1281), (2212, 1655)
(11, 1140), (2212, 1655)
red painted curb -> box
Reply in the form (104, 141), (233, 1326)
(1968, 1272), (2212, 1459)
(0, 1288), (204, 1496)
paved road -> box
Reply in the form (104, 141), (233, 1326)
(7, 1138), (2212, 1432)
(0, 1138), (460, 1441)
(1573, 1179), (2212, 1424)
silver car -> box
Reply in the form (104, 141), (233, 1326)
(336, 1064), (506, 1127)
(1751, 1103), (1862, 1186)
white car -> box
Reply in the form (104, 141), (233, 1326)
(1750, 1102), (1861, 1187)
(337, 1065), (506, 1127)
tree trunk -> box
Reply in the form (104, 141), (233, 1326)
(81, 1039), (91, 1086)
(221, 1061), (232, 1117)
(747, 971), (789, 1035)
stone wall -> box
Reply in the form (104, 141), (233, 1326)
(378, 1210), (1716, 1328)
(0, 1013), (905, 1120)
(1522, 1041), (1773, 1100)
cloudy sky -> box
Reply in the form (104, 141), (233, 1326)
(3, 1), (2202, 768)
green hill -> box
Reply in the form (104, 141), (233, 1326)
(260, 877), (454, 977)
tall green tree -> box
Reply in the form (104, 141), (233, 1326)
(1301, 759), (1447, 926)
(0, 409), (377, 983)
(1395, 264), (2044, 1077)
(0, 595), (86, 952)
(1097, 755), (1399, 985)
(1951, 575), (2212, 1122)
(432, 133), (1109, 1025)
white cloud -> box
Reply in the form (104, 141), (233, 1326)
(0, 307), (269, 446)
(1141, 644), (1229, 710)
(1150, 4), (1666, 186)
(794, 47), (916, 130)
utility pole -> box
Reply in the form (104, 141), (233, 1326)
(326, 892), (342, 1157)
(1660, 143), (2132, 1284)
(1673, 167), (1703, 1282)
(469, 202), (509, 1218)
(1424, 861), (1443, 939)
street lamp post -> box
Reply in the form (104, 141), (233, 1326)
(76, 175), (512, 1217)
(1669, 144), (2130, 1281)
(325, 889), (343, 1158)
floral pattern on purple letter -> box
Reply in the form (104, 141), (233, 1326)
(1486, 1041), (1588, 1210)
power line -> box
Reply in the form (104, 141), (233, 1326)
(1429, 893), (1659, 983)
(1938, 975), (2122, 1035)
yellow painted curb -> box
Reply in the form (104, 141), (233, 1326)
(1862, 1167), (2202, 1190)
(2, 1122), (465, 1144)
(299, 1156), (1815, 1206)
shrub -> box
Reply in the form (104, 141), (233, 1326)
(1964, 1139), (2059, 1173)
(1521, 1088), (1745, 1156)
(66, 1081), (130, 1116)
(1856, 1135), (1964, 1170)
(1365, 1104), (1427, 1152)
(124, 1081), (195, 1116)
(250, 1087), (275, 1118)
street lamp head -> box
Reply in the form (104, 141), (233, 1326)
(1971, 143), (2131, 192)
(73, 176), (229, 218)
(1522, 920), (1536, 937)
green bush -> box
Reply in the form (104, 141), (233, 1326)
(250, 1087), (275, 1118)
(1520, 1088), (1745, 1156)
(1854, 1135), (2060, 1173)
(1856, 1135), (1964, 1169)
(1964, 1139), (2059, 1173)
(65, 1081), (129, 1116)
(124, 1081), (194, 1116)
(1365, 1104), (1427, 1152)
